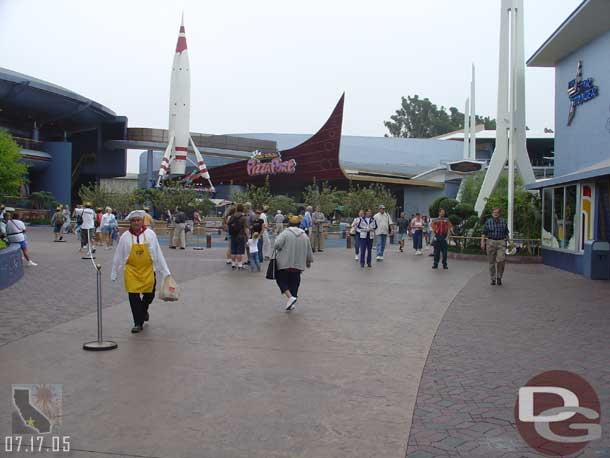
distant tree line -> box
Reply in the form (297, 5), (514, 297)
(384, 94), (496, 138)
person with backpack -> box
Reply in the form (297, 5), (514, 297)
(224, 206), (236, 265)
(50, 206), (65, 242)
(228, 203), (249, 270)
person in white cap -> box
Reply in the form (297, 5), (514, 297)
(111, 210), (171, 333)
(373, 204), (393, 261)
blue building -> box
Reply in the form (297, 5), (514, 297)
(527, 0), (610, 275)
(0, 67), (128, 206)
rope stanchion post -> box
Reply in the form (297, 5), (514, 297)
(192, 223), (204, 251)
(83, 244), (117, 351)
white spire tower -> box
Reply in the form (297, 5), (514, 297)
(469, 64), (476, 160)
(474, 0), (536, 235)
(463, 98), (470, 159)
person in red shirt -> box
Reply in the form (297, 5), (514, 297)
(430, 208), (453, 269)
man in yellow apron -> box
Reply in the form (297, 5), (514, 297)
(111, 210), (171, 333)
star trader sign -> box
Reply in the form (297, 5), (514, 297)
(247, 150), (297, 176)
(567, 60), (599, 126)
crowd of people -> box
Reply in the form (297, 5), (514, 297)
(1, 198), (512, 331)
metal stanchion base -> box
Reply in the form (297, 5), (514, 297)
(192, 247), (204, 250)
(83, 340), (118, 351)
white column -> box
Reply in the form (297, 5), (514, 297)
(463, 98), (470, 160)
(469, 64), (477, 160)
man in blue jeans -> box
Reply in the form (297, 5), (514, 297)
(373, 204), (393, 261)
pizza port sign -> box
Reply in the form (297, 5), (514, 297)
(247, 150), (297, 176)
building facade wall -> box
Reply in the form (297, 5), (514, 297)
(403, 187), (446, 217)
(37, 142), (72, 207)
(555, 30), (610, 176)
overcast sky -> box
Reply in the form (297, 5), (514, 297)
(1, 0), (581, 173)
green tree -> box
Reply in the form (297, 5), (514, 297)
(29, 191), (58, 210)
(268, 195), (297, 215)
(384, 95), (496, 138)
(344, 183), (396, 217)
(302, 181), (343, 216)
(231, 177), (273, 210)
(0, 130), (29, 196)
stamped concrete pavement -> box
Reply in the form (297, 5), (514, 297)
(0, 228), (482, 457)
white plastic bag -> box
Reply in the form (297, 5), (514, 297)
(160, 275), (179, 302)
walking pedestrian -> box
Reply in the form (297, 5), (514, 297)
(101, 207), (117, 250)
(396, 212), (408, 253)
(73, 204), (84, 243)
(300, 206), (312, 235)
(431, 208), (452, 269)
(247, 232), (262, 272)
(80, 203), (96, 253)
(95, 208), (103, 246)
(61, 205), (72, 234)
(261, 205), (273, 260)
(4, 209), (37, 266)
(273, 215), (313, 311)
(143, 207), (154, 230)
(423, 216), (431, 248)
(481, 207), (510, 285)
(51, 206), (65, 242)
(251, 209), (265, 263)
(228, 203), (249, 270)
(373, 204), (393, 261)
(273, 210), (285, 234)
(224, 206), (236, 264)
(350, 209), (364, 260)
(173, 207), (187, 249)
(311, 206), (326, 252)
(410, 212), (424, 255)
(358, 209), (377, 268)
(111, 210), (171, 333)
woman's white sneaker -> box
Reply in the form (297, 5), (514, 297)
(285, 296), (298, 311)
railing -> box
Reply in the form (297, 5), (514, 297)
(449, 235), (542, 256)
(13, 137), (45, 152)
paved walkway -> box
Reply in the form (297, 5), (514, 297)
(1, 228), (608, 457)
(1, 227), (480, 457)
(406, 264), (610, 458)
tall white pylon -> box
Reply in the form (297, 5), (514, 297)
(474, 0), (536, 236)
(469, 64), (476, 160)
(463, 98), (470, 159)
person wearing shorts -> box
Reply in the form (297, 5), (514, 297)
(228, 204), (249, 270)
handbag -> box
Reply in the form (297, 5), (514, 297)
(266, 250), (278, 280)
(160, 275), (180, 301)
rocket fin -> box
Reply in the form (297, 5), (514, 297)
(189, 136), (215, 191)
(156, 135), (175, 186)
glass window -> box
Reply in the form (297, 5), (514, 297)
(553, 187), (564, 248)
(543, 188), (553, 247)
(564, 185), (577, 250)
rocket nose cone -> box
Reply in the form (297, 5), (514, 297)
(176, 31), (187, 53)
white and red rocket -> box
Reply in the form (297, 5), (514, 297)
(156, 14), (214, 191)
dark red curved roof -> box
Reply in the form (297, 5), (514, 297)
(211, 94), (345, 189)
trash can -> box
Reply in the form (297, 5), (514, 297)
(583, 241), (610, 280)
